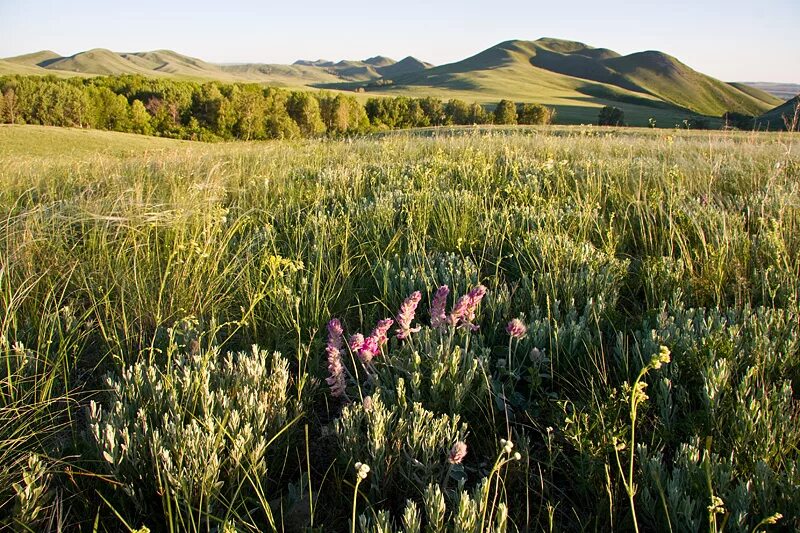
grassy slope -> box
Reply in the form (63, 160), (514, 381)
(602, 51), (778, 116)
(728, 82), (785, 106)
(757, 96), (799, 129)
(362, 40), (703, 126)
(0, 125), (191, 158)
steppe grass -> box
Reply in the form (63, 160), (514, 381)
(1, 125), (798, 531)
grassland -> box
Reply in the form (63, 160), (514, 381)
(1, 125), (799, 531)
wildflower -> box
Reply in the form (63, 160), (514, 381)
(429, 285), (450, 329)
(328, 318), (344, 345)
(355, 462), (371, 480)
(358, 335), (379, 363)
(370, 319), (394, 348)
(650, 345), (671, 370)
(325, 318), (346, 397)
(500, 438), (514, 455)
(396, 291), (422, 340)
(362, 395), (373, 412)
(349, 333), (365, 352)
(506, 318), (527, 339)
(448, 294), (471, 327)
(448, 441), (468, 464)
(448, 285), (487, 330)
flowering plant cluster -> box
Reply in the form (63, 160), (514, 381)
(324, 285), (487, 400)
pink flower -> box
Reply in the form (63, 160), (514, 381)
(349, 333), (365, 352)
(506, 318), (527, 339)
(327, 318), (344, 348)
(448, 295), (471, 327)
(448, 441), (468, 464)
(463, 285), (487, 324)
(429, 285), (450, 330)
(396, 291), (422, 340)
(448, 285), (487, 330)
(358, 335), (379, 363)
(370, 319), (394, 348)
(325, 318), (346, 397)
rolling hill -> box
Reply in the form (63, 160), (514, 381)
(0, 38), (785, 125)
(377, 38), (781, 117)
(757, 96), (800, 130)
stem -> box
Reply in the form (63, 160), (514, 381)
(352, 477), (362, 533)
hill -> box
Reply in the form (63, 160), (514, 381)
(382, 38), (780, 117)
(0, 124), (191, 158)
(757, 96), (800, 130)
(0, 39), (785, 125)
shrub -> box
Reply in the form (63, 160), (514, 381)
(493, 100), (518, 125)
(517, 102), (552, 125)
(598, 106), (624, 126)
(88, 323), (300, 528)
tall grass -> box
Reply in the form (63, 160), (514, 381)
(1, 126), (798, 531)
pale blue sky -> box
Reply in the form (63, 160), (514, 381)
(1, 0), (798, 82)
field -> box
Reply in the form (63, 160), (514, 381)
(1, 124), (799, 532)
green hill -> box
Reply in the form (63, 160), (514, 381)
(4, 50), (62, 66)
(0, 39), (784, 125)
(383, 38), (777, 117)
(757, 96), (800, 130)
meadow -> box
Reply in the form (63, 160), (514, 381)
(1, 124), (799, 532)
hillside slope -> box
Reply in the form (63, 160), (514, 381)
(387, 38), (776, 117)
(757, 96), (800, 130)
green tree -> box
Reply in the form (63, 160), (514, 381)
(494, 99), (517, 125)
(192, 83), (231, 137)
(287, 92), (325, 136)
(229, 85), (266, 140)
(444, 99), (470, 125)
(420, 97), (445, 126)
(89, 87), (131, 131)
(598, 106), (624, 126)
(129, 99), (152, 135)
(264, 88), (300, 139)
(517, 103), (552, 125)
(468, 102), (488, 124)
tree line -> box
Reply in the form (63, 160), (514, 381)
(0, 75), (554, 140)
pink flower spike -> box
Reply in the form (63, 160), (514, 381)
(429, 285), (450, 330)
(448, 295), (471, 327)
(370, 319), (394, 348)
(327, 318), (344, 349)
(396, 291), (422, 340)
(325, 344), (346, 398)
(506, 318), (527, 339)
(448, 285), (488, 330)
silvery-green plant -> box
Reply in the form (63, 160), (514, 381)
(10, 453), (51, 530)
(336, 391), (467, 502)
(88, 336), (300, 528)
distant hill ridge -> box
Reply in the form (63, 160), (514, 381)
(0, 37), (786, 119)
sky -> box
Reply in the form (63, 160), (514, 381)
(1, 0), (798, 83)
